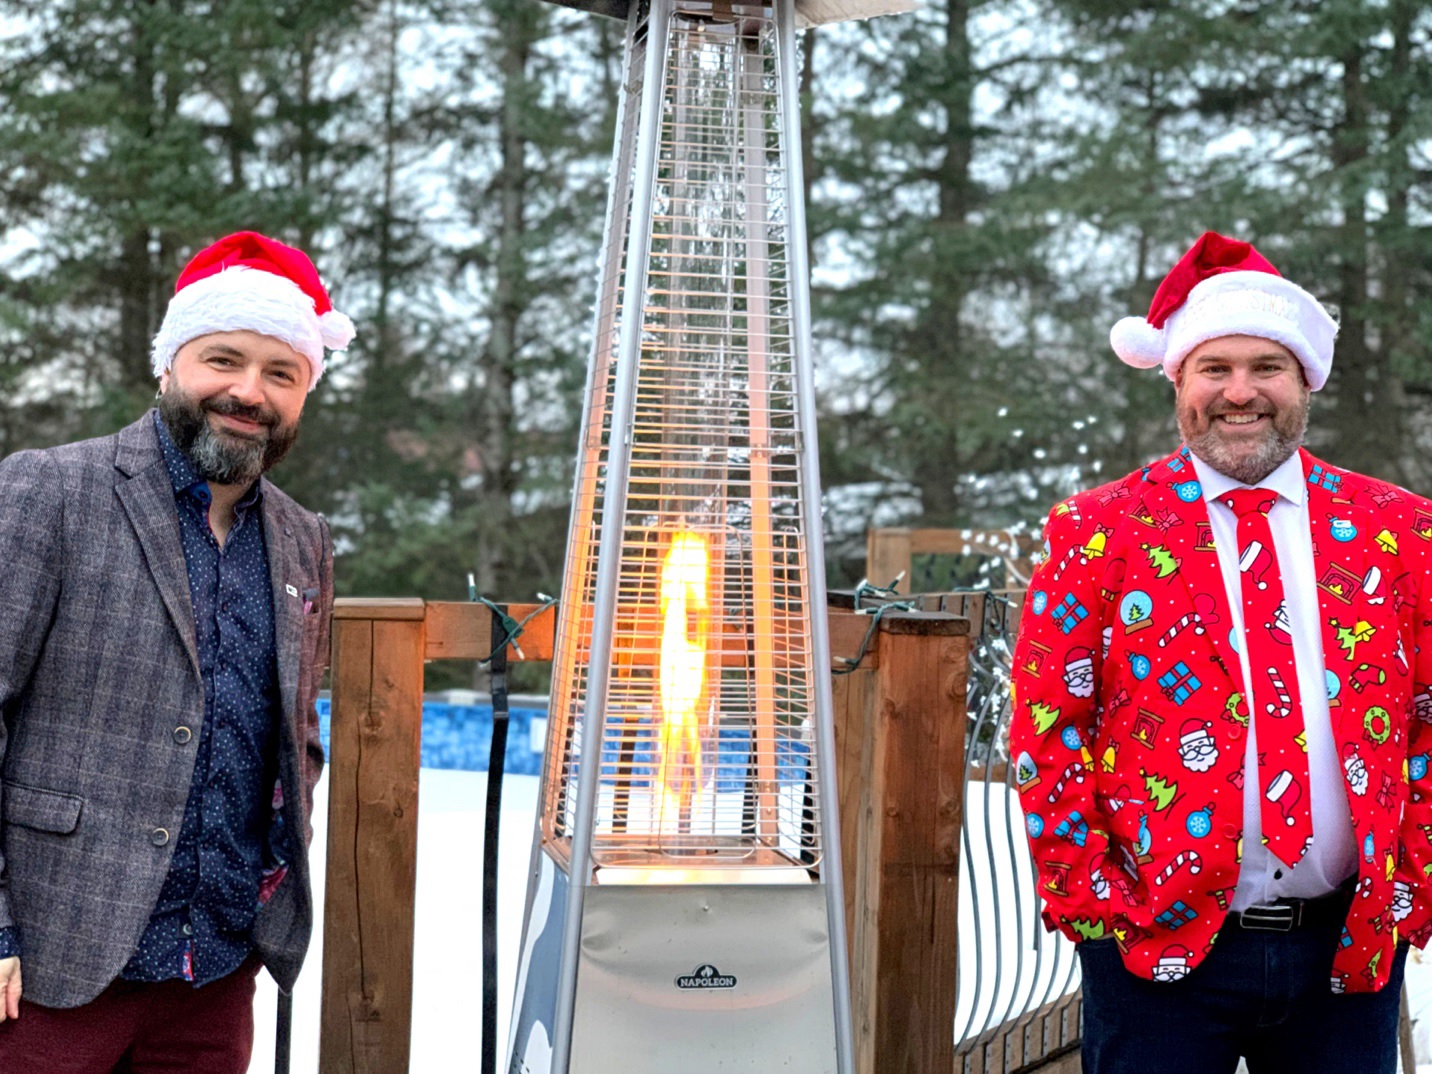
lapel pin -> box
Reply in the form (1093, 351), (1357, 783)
(285, 584), (299, 598)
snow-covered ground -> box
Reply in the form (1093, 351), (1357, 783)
(249, 770), (1432, 1073)
(250, 769), (538, 1074)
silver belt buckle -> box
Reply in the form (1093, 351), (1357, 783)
(1240, 903), (1301, 932)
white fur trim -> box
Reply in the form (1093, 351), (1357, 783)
(1162, 271), (1337, 390)
(1112, 271), (1338, 390)
(1110, 317), (1166, 369)
(150, 265), (340, 390)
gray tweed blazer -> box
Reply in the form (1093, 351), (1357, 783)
(0, 412), (332, 1008)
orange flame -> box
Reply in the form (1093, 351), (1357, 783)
(655, 531), (710, 829)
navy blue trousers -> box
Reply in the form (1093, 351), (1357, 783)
(1077, 923), (1406, 1074)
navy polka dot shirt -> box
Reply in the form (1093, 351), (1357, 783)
(125, 412), (288, 984)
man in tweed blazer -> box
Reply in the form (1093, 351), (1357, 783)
(0, 232), (352, 1072)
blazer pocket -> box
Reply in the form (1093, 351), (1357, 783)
(4, 781), (84, 834)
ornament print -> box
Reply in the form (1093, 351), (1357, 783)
(1010, 447), (1432, 995)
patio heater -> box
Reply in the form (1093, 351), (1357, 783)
(507, 2), (906, 1072)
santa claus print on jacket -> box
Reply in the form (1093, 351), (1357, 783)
(1011, 444), (1432, 994)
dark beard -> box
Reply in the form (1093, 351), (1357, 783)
(158, 385), (298, 486)
(1177, 394), (1308, 486)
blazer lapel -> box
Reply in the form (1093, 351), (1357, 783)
(1302, 450), (1371, 744)
(1134, 448), (1245, 694)
(114, 417), (200, 678)
(262, 489), (303, 724)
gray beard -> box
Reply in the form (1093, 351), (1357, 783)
(157, 388), (295, 486)
(1178, 406), (1307, 485)
(186, 423), (266, 486)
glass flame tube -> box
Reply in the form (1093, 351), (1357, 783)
(655, 530), (711, 834)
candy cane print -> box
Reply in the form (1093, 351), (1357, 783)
(1050, 544), (1079, 581)
(1154, 850), (1203, 887)
(1157, 612), (1206, 648)
(1265, 667), (1293, 718)
(1046, 761), (1088, 804)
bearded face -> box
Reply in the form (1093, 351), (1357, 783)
(1151, 962), (1190, 984)
(1393, 881), (1413, 922)
(1089, 862), (1110, 901)
(1176, 338), (1309, 486)
(159, 377), (299, 486)
(1179, 737), (1219, 774)
(1414, 692), (1432, 724)
(1065, 663), (1094, 698)
(1344, 753), (1369, 797)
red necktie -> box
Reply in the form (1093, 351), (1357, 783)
(1222, 488), (1312, 866)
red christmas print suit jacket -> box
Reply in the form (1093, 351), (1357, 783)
(1010, 446), (1432, 994)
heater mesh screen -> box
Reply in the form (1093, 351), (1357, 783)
(544, 3), (821, 870)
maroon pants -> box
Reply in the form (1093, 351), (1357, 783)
(0, 959), (260, 1073)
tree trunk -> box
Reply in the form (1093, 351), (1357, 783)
(906, 0), (974, 526)
(1329, 39), (1398, 480)
(116, 9), (159, 395)
(475, 1), (537, 600)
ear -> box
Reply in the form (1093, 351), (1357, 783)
(158, 370), (171, 394)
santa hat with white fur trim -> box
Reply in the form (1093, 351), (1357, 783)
(1110, 231), (1338, 390)
(151, 231), (355, 391)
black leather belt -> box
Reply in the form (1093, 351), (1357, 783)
(1226, 887), (1353, 933)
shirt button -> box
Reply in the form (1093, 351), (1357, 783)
(151, 828), (170, 846)
(1228, 726), (1244, 741)
(173, 726), (193, 745)
(1223, 823), (1241, 839)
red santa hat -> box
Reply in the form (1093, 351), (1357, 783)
(1110, 232), (1338, 390)
(151, 231), (355, 391)
(1157, 945), (1192, 969)
(1179, 719), (1211, 748)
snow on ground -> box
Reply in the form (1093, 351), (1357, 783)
(250, 770), (539, 1074)
(249, 769), (1432, 1072)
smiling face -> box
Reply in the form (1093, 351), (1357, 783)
(157, 330), (310, 486)
(1175, 335), (1310, 485)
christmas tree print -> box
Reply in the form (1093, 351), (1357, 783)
(1334, 619), (1376, 661)
(1030, 701), (1061, 736)
(1142, 542), (1181, 579)
(1142, 769), (1181, 811)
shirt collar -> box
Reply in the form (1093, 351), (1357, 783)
(151, 409), (264, 511)
(1190, 447), (1306, 509)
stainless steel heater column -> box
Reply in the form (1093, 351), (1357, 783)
(507, 3), (907, 1071)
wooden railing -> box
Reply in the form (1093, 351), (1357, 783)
(866, 528), (1039, 593)
(318, 597), (971, 1074)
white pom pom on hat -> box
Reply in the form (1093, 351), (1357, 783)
(1109, 316), (1166, 370)
(151, 231), (355, 392)
(1109, 232), (1338, 391)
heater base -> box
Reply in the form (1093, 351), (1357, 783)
(571, 883), (839, 1074)
(507, 848), (841, 1074)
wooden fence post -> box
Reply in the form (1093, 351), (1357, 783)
(320, 599), (427, 1074)
(866, 528), (914, 594)
(832, 607), (970, 1074)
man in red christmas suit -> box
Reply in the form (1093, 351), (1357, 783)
(1011, 232), (1432, 1074)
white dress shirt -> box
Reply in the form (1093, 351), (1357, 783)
(1190, 452), (1358, 910)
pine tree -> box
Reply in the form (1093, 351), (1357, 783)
(0, 0), (368, 440)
